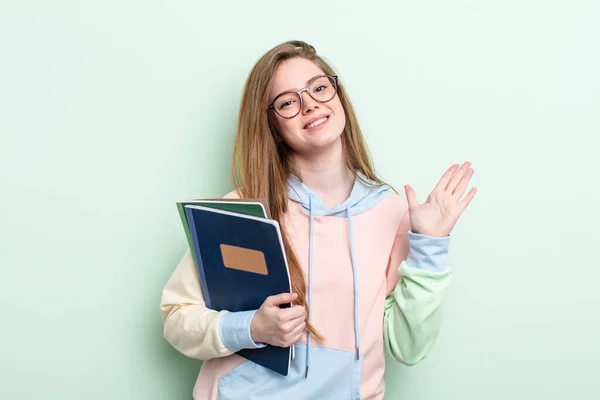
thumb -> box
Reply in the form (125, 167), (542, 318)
(265, 292), (297, 307)
(404, 185), (419, 209)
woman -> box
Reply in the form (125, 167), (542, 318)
(160, 40), (476, 399)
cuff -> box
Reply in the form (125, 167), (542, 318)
(405, 230), (450, 272)
(218, 310), (267, 352)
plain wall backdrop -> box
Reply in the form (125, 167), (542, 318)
(1, 0), (599, 399)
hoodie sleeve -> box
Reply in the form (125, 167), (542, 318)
(383, 211), (453, 365)
(160, 189), (265, 360)
(160, 249), (232, 360)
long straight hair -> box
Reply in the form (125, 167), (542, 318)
(231, 40), (387, 342)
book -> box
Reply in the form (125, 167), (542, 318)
(181, 201), (294, 376)
(176, 198), (270, 267)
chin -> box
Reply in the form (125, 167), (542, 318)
(302, 129), (343, 153)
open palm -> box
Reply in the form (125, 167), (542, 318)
(404, 162), (477, 237)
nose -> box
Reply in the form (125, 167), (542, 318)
(300, 90), (319, 114)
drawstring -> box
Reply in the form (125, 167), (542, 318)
(304, 197), (360, 379)
(305, 194), (315, 378)
(347, 205), (360, 360)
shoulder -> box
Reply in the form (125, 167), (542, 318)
(222, 188), (243, 199)
(380, 190), (410, 229)
(382, 190), (409, 215)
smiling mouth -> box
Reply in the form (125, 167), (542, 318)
(304, 116), (329, 129)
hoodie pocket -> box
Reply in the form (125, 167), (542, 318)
(217, 344), (362, 400)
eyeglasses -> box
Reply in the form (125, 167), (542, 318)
(268, 75), (338, 119)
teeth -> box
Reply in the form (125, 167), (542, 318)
(306, 117), (327, 129)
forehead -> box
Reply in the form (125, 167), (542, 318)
(269, 58), (325, 99)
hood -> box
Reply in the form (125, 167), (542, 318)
(287, 171), (391, 217)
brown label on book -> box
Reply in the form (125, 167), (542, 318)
(220, 244), (268, 275)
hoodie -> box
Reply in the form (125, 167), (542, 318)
(160, 172), (453, 400)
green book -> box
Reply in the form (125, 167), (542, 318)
(176, 198), (270, 267)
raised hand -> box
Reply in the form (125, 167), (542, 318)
(404, 161), (477, 237)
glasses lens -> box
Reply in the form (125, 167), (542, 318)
(273, 92), (301, 118)
(309, 76), (336, 102)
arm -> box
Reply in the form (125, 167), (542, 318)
(384, 161), (476, 365)
(160, 249), (265, 361)
(383, 212), (452, 366)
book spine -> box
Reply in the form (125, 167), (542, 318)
(184, 207), (212, 309)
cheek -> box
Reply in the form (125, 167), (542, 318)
(274, 117), (301, 143)
(333, 101), (346, 130)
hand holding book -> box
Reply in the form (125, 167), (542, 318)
(250, 292), (306, 347)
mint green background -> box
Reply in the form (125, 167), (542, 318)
(1, 1), (599, 399)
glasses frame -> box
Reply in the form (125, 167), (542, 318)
(268, 74), (338, 119)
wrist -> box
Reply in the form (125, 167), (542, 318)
(410, 229), (448, 237)
(405, 230), (451, 272)
(249, 312), (262, 343)
(219, 310), (266, 352)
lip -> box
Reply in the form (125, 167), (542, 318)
(303, 114), (331, 130)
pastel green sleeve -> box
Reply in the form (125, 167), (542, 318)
(383, 231), (453, 365)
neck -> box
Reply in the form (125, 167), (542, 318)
(291, 140), (355, 208)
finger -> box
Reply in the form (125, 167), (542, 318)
(287, 321), (306, 342)
(404, 185), (419, 209)
(432, 164), (459, 192)
(458, 187), (477, 211)
(265, 292), (297, 307)
(452, 167), (474, 198)
(446, 161), (472, 193)
(279, 324), (306, 347)
(279, 304), (306, 321)
(287, 311), (307, 329)
(279, 313), (306, 335)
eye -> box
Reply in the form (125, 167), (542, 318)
(314, 85), (328, 93)
(279, 100), (296, 110)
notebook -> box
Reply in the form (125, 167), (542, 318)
(176, 198), (270, 267)
(183, 203), (294, 376)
